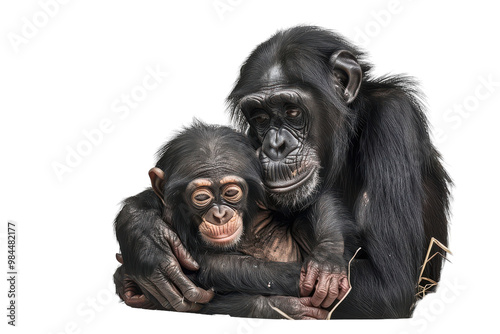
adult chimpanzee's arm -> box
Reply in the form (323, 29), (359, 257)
(115, 249), (324, 319)
(114, 189), (214, 311)
(330, 88), (446, 319)
(201, 294), (329, 319)
(299, 192), (354, 308)
(196, 254), (301, 296)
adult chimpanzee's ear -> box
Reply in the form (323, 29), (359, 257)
(329, 50), (362, 104)
(149, 167), (166, 205)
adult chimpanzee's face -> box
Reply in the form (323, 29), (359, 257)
(185, 175), (249, 248)
(230, 48), (364, 211)
(239, 87), (321, 209)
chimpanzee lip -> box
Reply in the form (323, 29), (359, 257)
(203, 224), (243, 242)
(202, 224), (243, 248)
(199, 215), (243, 246)
(265, 165), (316, 193)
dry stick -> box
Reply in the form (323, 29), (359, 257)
(274, 237), (451, 319)
(418, 237), (452, 282)
(270, 247), (362, 320)
(270, 305), (294, 320)
(417, 237), (452, 298)
(326, 247), (362, 320)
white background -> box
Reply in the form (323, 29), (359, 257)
(1, 1), (499, 333)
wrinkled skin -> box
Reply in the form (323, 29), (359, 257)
(114, 259), (158, 310)
(113, 207), (342, 318)
(115, 209), (214, 311)
(300, 250), (349, 308)
(113, 182), (348, 315)
(113, 206), (346, 318)
(114, 252), (213, 311)
(114, 259), (331, 319)
(114, 123), (344, 318)
(266, 296), (330, 320)
(148, 226), (215, 311)
(251, 295), (330, 320)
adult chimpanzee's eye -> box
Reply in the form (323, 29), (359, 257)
(222, 185), (243, 203)
(191, 188), (213, 207)
(250, 110), (270, 125)
(285, 106), (302, 118)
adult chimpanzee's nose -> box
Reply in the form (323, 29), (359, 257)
(263, 128), (299, 160)
(206, 205), (234, 225)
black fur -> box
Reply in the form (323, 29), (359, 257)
(154, 122), (264, 253)
(116, 122), (308, 317)
(227, 26), (451, 318)
(114, 26), (451, 319)
(115, 121), (357, 318)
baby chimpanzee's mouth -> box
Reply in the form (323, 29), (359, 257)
(199, 214), (244, 247)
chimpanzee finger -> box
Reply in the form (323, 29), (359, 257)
(140, 278), (174, 310)
(123, 292), (157, 309)
(310, 272), (329, 307)
(159, 261), (214, 304)
(337, 275), (350, 301)
(300, 263), (320, 297)
(299, 298), (329, 319)
(144, 276), (202, 312)
(117, 273), (158, 309)
(163, 227), (200, 271)
(322, 275), (339, 308)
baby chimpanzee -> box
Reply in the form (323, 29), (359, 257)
(115, 122), (352, 319)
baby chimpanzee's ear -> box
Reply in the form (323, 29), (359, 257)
(148, 167), (166, 206)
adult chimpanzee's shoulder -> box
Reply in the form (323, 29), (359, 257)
(359, 75), (432, 158)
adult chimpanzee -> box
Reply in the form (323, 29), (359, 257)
(114, 26), (451, 319)
(227, 25), (451, 318)
(115, 121), (352, 319)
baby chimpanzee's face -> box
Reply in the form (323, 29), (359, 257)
(185, 175), (248, 248)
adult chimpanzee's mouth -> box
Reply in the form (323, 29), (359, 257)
(265, 165), (317, 193)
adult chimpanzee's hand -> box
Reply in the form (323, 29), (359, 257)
(114, 190), (215, 312)
(115, 223), (214, 311)
(114, 259), (159, 309)
(264, 296), (329, 320)
(299, 247), (348, 308)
